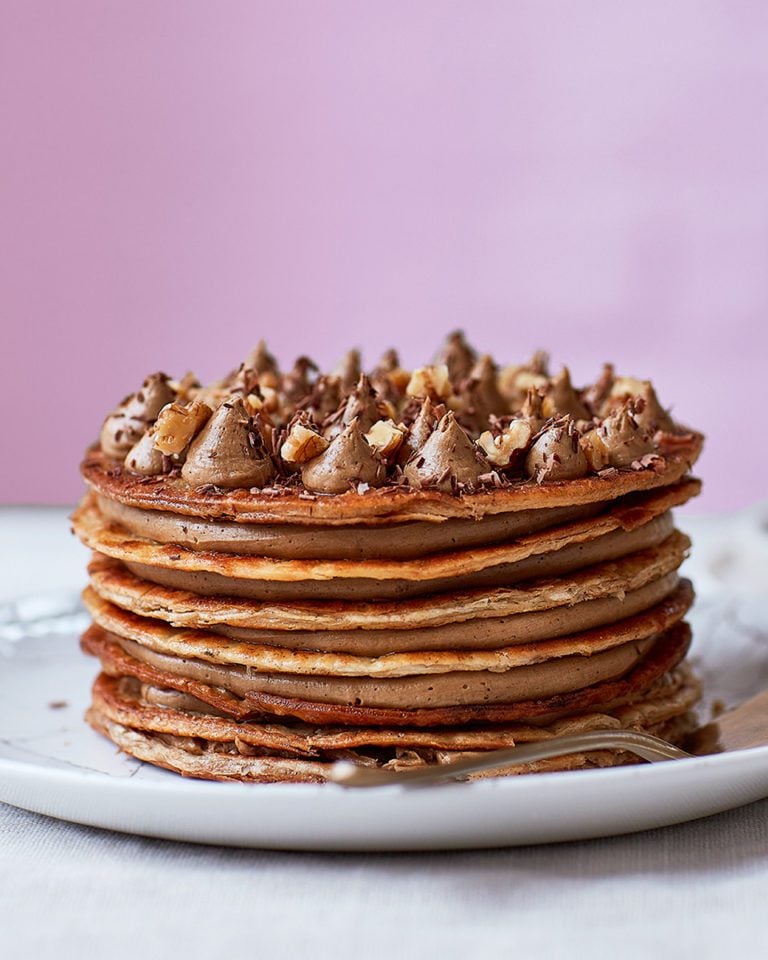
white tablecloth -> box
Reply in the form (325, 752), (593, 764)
(1, 506), (767, 959)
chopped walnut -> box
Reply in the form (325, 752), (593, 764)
(168, 371), (201, 402)
(365, 419), (406, 458)
(579, 428), (611, 471)
(244, 386), (280, 416)
(405, 364), (453, 401)
(153, 400), (212, 455)
(280, 423), (330, 464)
(477, 419), (533, 467)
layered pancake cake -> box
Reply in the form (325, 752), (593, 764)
(72, 334), (704, 782)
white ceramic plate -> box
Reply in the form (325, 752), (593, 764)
(1, 590), (768, 851)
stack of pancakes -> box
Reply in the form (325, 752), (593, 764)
(72, 339), (704, 782)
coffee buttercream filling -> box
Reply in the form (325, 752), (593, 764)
(72, 479), (695, 586)
(96, 494), (603, 560)
(82, 579), (691, 680)
(81, 619), (692, 726)
(120, 511), (675, 601)
(92, 626), (657, 708)
(90, 667), (700, 755)
(84, 571), (681, 655)
(86, 530), (691, 633)
(208, 573), (680, 653)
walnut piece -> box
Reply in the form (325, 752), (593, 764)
(579, 429), (611, 471)
(405, 364), (453, 401)
(477, 420), (533, 467)
(245, 387), (279, 416)
(365, 419), (405, 459)
(153, 400), (212, 455)
(280, 423), (330, 464)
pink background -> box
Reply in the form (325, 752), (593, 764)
(3, 1), (767, 510)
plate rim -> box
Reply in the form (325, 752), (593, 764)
(2, 736), (768, 799)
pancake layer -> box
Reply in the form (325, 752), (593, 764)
(78, 472), (700, 772)
(86, 668), (701, 782)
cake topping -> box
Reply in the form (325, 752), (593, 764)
(245, 340), (279, 377)
(170, 372), (202, 403)
(365, 419), (406, 460)
(280, 356), (317, 408)
(499, 351), (550, 406)
(606, 375), (646, 404)
(333, 349), (362, 390)
(124, 428), (166, 476)
(604, 379), (675, 433)
(477, 419), (533, 469)
(405, 364), (454, 402)
(579, 427), (611, 472)
(435, 330), (477, 385)
(228, 341), (281, 394)
(529, 350), (550, 375)
(237, 342), (280, 394)
(93, 335), (696, 495)
(542, 367), (591, 421)
(593, 402), (656, 468)
(525, 418), (589, 482)
(152, 400), (212, 457)
(243, 384), (280, 419)
(99, 373), (176, 459)
(180, 397), (275, 489)
(403, 412), (487, 492)
(280, 421), (329, 465)
(370, 349), (409, 402)
(582, 363), (615, 415)
(637, 383), (674, 433)
(301, 418), (386, 494)
(397, 396), (439, 465)
(299, 374), (343, 423)
(520, 387), (547, 432)
(458, 354), (508, 432)
(374, 348), (399, 374)
(340, 374), (383, 433)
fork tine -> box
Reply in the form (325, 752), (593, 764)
(329, 729), (692, 788)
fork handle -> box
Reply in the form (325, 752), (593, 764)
(329, 729), (692, 788)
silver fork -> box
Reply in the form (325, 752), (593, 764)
(329, 728), (691, 788)
(329, 690), (768, 788)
